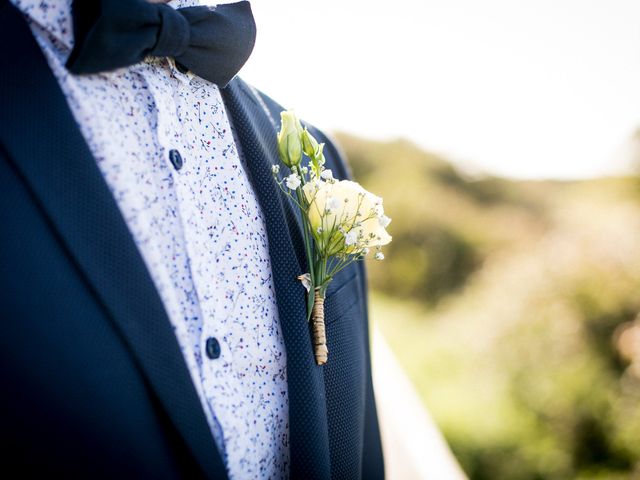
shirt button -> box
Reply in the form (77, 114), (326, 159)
(205, 337), (221, 360)
(169, 149), (183, 170)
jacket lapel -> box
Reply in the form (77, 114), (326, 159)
(221, 80), (332, 480)
(0, 3), (226, 478)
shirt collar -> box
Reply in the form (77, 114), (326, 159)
(10, 0), (74, 49)
(9, 0), (203, 51)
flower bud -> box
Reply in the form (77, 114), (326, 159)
(301, 127), (320, 158)
(277, 111), (303, 167)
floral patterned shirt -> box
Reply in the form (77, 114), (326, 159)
(10, 0), (290, 478)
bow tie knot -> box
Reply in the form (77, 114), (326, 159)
(153, 6), (192, 59)
(66, 0), (256, 87)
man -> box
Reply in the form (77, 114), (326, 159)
(0, 0), (384, 478)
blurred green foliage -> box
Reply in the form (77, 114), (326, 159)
(335, 132), (640, 479)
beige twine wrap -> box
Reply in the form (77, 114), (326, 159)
(312, 288), (328, 365)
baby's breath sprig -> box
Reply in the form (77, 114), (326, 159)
(273, 110), (392, 365)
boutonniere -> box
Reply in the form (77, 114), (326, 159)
(272, 111), (392, 365)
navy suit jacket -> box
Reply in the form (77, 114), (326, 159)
(0, 1), (384, 478)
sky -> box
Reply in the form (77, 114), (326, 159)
(236, 0), (640, 180)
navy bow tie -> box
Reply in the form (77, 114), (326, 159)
(65, 0), (256, 87)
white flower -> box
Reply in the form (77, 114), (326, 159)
(374, 251), (385, 261)
(285, 173), (301, 190)
(271, 164), (280, 175)
(321, 169), (334, 181)
(344, 229), (358, 246)
(379, 214), (391, 228)
(304, 179), (392, 256)
(302, 179), (321, 199)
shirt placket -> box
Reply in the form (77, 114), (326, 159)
(143, 63), (231, 456)
(171, 72), (241, 464)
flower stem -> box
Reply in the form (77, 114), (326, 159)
(294, 165), (316, 321)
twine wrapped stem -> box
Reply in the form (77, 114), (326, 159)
(311, 287), (328, 365)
